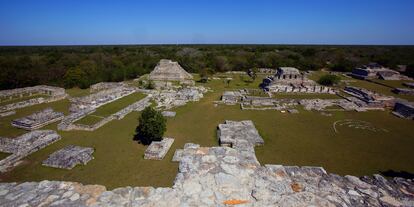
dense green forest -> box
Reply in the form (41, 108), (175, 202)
(1, 45), (414, 90)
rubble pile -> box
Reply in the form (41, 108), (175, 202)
(0, 130), (61, 172)
(11, 108), (64, 130)
(42, 145), (94, 169)
(152, 86), (207, 109)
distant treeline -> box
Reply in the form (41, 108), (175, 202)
(1, 45), (414, 90)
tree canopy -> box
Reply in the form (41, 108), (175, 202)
(317, 74), (341, 86)
(135, 106), (166, 145)
(1, 45), (413, 90)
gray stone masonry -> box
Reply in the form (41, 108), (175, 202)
(161, 111), (176, 117)
(0, 130), (61, 172)
(217, 120), (264, 147)
(144, 138), (174, 160)
(42, 145), (94, 170)
(12, 108), (64, 130)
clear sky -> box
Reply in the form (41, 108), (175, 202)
(0, 0), (413, 45)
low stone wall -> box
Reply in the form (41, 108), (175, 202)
(62, 96), (151, 131)
(0, 130), (61, 172)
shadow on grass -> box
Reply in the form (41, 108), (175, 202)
(380, 170), (414, 179)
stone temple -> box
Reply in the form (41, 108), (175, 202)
(149, 59), (193, 82)
(42, 145), (94, 169)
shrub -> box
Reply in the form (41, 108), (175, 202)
(317, 74), (341, 86)
(134, 106), (166, 145)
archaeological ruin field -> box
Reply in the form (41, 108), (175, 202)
(0, 72), (413, 191)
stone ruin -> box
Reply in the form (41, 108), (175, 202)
(69, 86), (136, 112)
(1, 121), (414, 206)
(241, 96), (298, 111)
(343, 86), (395, 109)
(220, 90), (298, 111)
(149, 59), (193, 82)
(221, 91), (243, 105)
(0, 85), (67, 113)
(217, 120), (264, 148)
(261, 67), (336, 94)
(143, 138), (174, 160)
(392, 100), (414, 120)
(59, 96), (151, 131)
(11, 108), (64, 130)
(161, 111), (176, 117)
(0, 130), (61, 172)
(300, 99), (360, 111)
(393, 88), (414, 95)
(89, 82), (127, 93)
(403, 82), (414, 88)
(151, 86), (207, 110)
(0, 110), (15, 118)
(57, 108), (96, 131)
(42, 145), (94, 170)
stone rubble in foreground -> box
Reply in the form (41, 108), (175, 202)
(1, 121), (414, 206)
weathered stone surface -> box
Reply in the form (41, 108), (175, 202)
(42, 145), (94, 169)
(0, 130), (61, 172)
(12, 108), (64, 130)
(161, 111), (176, 117)
(144, 138), (174, 160)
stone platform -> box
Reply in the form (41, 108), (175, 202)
(42, 145), (94, 170)
(143, 138), (174, 160)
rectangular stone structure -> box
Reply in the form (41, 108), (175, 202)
(144, 138), (174, 160)
(217, 120), (264, 148)
(12, 108), (64, 130)
(42, 145), (94, 169)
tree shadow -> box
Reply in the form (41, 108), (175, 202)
(133, 133), (151, 146)
(380, 170), (414, 179)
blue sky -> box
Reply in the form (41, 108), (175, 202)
(0, 0), (413, 45)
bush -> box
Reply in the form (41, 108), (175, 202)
(317, 74), (341, 86)
(134, 106), (166, 145)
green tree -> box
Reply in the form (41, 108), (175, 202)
(317, 74), (341, 86)
(135, 107), (166, 145)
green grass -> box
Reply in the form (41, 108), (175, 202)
(0, 81), (413, 189)
(0, 152), (10, 160)
(74, 116), (104, 125)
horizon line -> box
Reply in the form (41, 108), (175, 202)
(1, 43), (414, 47)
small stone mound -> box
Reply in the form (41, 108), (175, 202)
(42, 145), (94, 169)
(144, 138), (174, 160)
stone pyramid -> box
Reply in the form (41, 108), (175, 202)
(149, 59), (193, 81)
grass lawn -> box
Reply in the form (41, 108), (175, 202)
(0, 80), (413, 190)
(0, 152), (10, 160)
